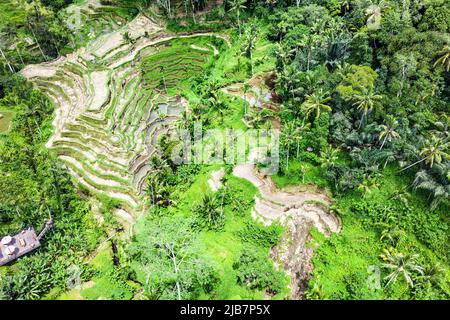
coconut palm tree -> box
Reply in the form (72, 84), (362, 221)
(299, 164), (309, 183)
(281, 129), (295, 171)
(379, 225), (406, 246)
(400, 135), (449, 171)
(0, 45), (14, 73)
(420, 136), (449, 168)
(379, 115), (400, 150)
(433, 45), (450, 72)
(422, 262), (445, 284)
(380, 247), (424, 288)
(282, 120), (308, 159)
(274, 43), (294, 71)
(413, 168), (450, 210)
(229, 0), (247, 36)
(241, 25), (257, 75)
(294, 121), (311, 157)
(320, 145), (340, 169)
(301, 89), (332, 121)
(352, 87), (382, 128)
(365, 0), (388, 31)
(278, 64), (301, 101)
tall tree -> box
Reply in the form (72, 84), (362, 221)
(378, 115), (400, 150)
(301, 89), (332, 121)
(229, 0), (247, 36)
(352, 87), (382, 128)
(433, 44), (450, 72)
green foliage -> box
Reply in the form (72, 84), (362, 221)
(336, 65), (378, 102)
(233, 244), (287, 295)
(0, 76), (101, 300)
(128, 215), (219, 300)
(193, 193), (225, 231)
(81, 247), (134, 300)
(141, 37), (217, 95)
(238, 220), (284, 248)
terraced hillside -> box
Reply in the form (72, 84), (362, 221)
(21, 14), (221, 220)
(65, 0), (135, 47)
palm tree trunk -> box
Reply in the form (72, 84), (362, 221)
(380, 134), (388, 150)
(398, 157), (427, 172)
(191, 0), (196, 23)
(286, 148), (289, 171)
(0, 46), (14, 73)
(15, 45), (25, 66)
(237, 11), (241, 36)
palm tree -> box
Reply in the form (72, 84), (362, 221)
(278, 64), (301, 101)
(365, 0), (388, 31)
(422, 262), (445, 284)
(208, 92), (226, 121)
(433, 45), (450, 72)
(380, 247), (424, 288)
(400, 135), (449, 171)
(282, 130), (295, 171)
(352, 87), (382, 127)
(413, 169), (450, 210)
(388, 188), (411, 206)
(301, 89), (332, 121)
(229, 0), (247, 36)
(295, 121), (311, 157)
(194, 193), (223, 230)
(274, 43), (294, 71)
(320, 145), (339, 169)
(282, 120), (310, 159)
(241, 25), (257, 75)
(0, 45), (14, 73)
(378, 115), (400, 150)
(300, 164), (309, 183)
(420, 136), (450, 167)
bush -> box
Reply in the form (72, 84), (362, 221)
(233, 245), (286, 295)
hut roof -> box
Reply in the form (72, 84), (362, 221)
(0, 227), (41, 266)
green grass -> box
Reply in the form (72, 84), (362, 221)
(272, 159), (329, 189)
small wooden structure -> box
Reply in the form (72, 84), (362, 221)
(0, 219), (54, 266)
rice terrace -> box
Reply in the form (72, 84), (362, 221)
(0, 0), (448, 304)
